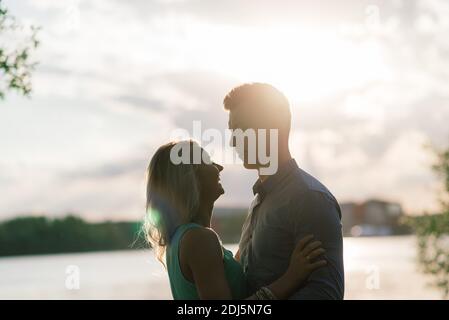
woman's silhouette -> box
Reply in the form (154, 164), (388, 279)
(144, 140), (326, 299)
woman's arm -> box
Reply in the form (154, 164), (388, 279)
(181, 227), (233, 299)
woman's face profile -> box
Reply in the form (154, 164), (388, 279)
(195, 149), (224, 202)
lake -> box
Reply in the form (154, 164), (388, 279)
(0, 235), (442, 299)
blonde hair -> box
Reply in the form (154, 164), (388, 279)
(143, 140), (201, 264)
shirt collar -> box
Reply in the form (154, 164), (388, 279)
(252, 159), (298, 197)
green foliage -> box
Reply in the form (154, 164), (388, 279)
(0, 215), (147, 257)
(432, 148), (449, 205)
(0, 0), (40, 99)
(407, 147), (449, 299)
(0, 210), (247, 257)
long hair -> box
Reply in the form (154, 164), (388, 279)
(143, 140), (201, 264)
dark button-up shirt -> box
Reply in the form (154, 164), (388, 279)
(239, 159), (345, 299)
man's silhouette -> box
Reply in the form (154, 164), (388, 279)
(224, 83), (344, 299)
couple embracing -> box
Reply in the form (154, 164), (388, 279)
(144, 83), (344, 300)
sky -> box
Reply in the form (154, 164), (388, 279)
(0, 0), (448, 221)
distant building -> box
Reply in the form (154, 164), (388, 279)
(341, 199), (406, 237)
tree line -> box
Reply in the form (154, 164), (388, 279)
(0, 212), (248, 257)
(0, 216), (147, 257)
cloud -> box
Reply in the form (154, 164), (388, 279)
(117, 0), (378, 27)
(62, 157), (147, 181)
(115, 95), (165, 112)
(1, 0), (449, 220)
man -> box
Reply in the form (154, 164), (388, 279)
(224, 83), (344, 299)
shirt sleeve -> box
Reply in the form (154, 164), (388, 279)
(288, 191), (345, 300)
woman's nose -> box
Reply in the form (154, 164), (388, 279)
(213, 162), (223, 172)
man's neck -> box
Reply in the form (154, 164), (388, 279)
(258, 148), (292, 182)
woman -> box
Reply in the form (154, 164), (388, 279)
(144, 140), (326, 299)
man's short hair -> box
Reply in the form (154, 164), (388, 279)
(223, 83), (291, 131)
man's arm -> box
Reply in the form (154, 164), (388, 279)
(289, 191), (345, 300)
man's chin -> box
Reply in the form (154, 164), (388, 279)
(213, 188), (225, 202)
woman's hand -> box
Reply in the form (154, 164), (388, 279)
(285, 235), (327, 284)
(266, 234), (327, 299)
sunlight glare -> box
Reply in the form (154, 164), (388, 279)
(194, 25), (391, 103)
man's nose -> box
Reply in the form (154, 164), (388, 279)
(213, 162), (223, 172)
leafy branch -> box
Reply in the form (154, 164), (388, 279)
(407, 147), (449, 299)
(0, 0), (40, 99)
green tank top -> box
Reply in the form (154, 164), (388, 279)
(166, 223), (247, 300)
